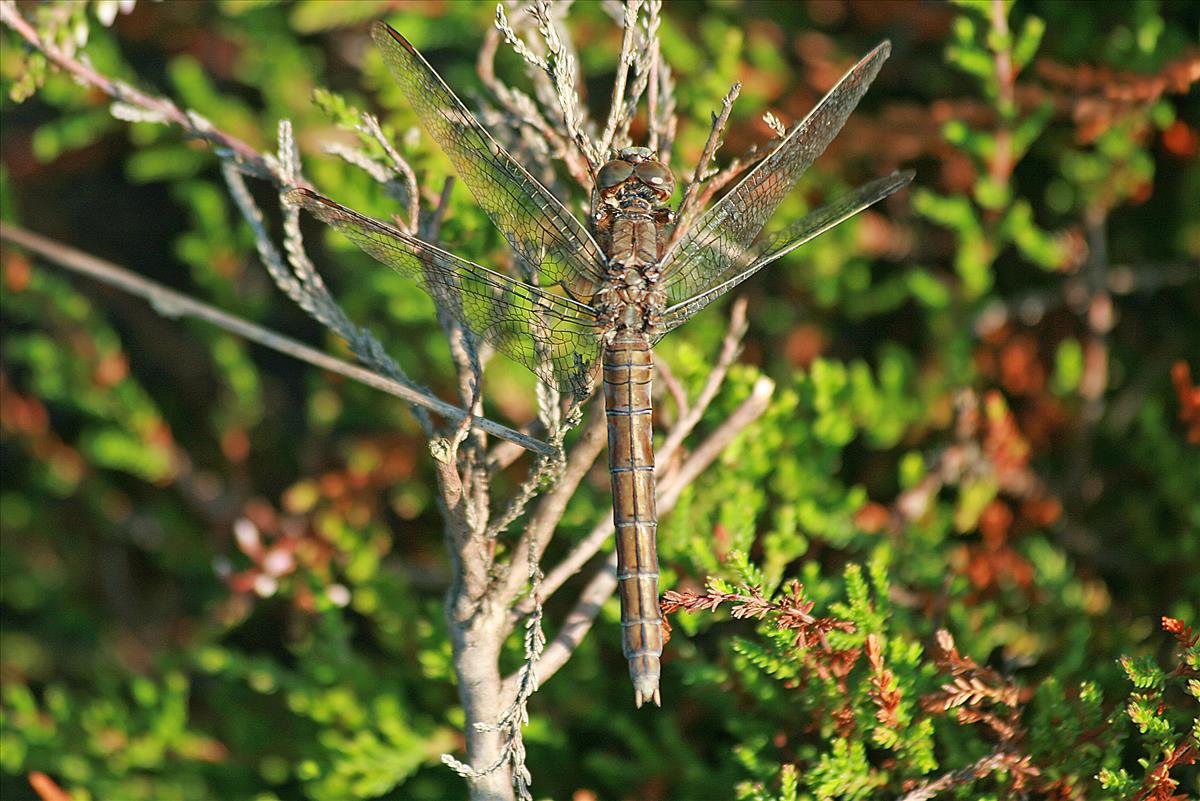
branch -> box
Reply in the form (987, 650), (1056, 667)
(477, 24), (592, 187)
(647, 76), (663, 145)
(495, 1), (599, 168)
(691, 135), (780, 213)
(0, 223), (556, 457)
(2, 2), (480, 449)
(658, 376), (775, 510)
(655, 296), (749, 469)
(509, 549), (618, 703)
(598, 0), (641, 156)
(653, 53), (679, 165)
(360, 113), (421, 233)
(654, 356), (690, 423)
(673, 81), (741, 234)
(495, 401), (608, 607)
(222, 132), (441, 436)
(0, 1), (290, 186)
(501, 375), (775, 700)
(487, 421), (549, 473)
(895, 750), (1030, 801)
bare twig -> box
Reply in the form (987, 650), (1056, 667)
(486, 421), (548, 473)
(658, 376), (774, 510)
(644, 1), (664, 151)
(497, 402), (608, 607)
(673, 81), (741, 232)
(690, 136), (780, 215)
(656, 296), (749, 468)
(611, 0), (661, 152)
(0, 223), (555, 457)
(654, 58), (679, 164)
(361, 112), (421, 232)
(496, 1), (598, 168)
(425, 176), (457, 241)
(477, 25), (593, 187)
(654, 357), (690, 423)
(0, 1), (291, 186)
(528, 510), (614, 617)
(896, 750), (1031, 801)
(598, 0), (641, 156)
(988, 0), (1016, 186)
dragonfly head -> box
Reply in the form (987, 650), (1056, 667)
(598, 147), (675, 203)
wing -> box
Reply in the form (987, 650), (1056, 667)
(372, 22), (606, 298)
(656, 170), (913, 335)
(658, 41), (893, 306)
(290, 189), (603, 397)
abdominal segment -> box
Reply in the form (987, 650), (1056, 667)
(603, 336), (663, 707)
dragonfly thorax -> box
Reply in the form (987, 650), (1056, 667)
(594, 270), (666, 342)
(592, 150), (672, 340)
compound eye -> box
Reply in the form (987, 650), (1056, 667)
(597, 160), (634, 189)
(635, 161), (674, 196)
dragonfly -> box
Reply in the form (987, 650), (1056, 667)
(291, 21), (912, 708)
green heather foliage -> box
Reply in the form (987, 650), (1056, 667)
(2, 2), (1198, 800)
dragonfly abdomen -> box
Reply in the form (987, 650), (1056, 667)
(603, 335), (662, 708)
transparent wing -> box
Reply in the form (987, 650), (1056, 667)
(658, 41), (893, 306)
(372, 22), (605, 297)
(291, 189), (603, 397)
(655, 170), (913, 335)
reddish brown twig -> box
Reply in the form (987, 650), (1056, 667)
(661, 580), (854, 651)
(1170, 362), (1200, 445)
(865, 634), (902, 731)
(922, 630), (1025, 744)
(1131, 738), (1197, 801)
(896, 750), (1038, 801)
(28, 773), (71, 801)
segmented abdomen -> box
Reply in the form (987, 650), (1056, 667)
(603, 335), (662, 708)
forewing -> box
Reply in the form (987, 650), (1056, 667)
(658, 41), (893, 306)
(291, 189), (602, 397)
(372, 22), (605, 297)
(656, 170), (913, 335)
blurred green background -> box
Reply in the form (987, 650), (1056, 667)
(1, 1), (1198, 800)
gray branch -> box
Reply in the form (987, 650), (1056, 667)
(0, 223), (555, 457)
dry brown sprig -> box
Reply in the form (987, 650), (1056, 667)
(866, 634), (902, 731)
(1132, 738), (1198, 801)
(670, 80), (742, 242)
(1035, 52), (1200, 143)
(1161, 616), (1199, 651)
(1169, 362), (1200, 445)
(661, 580), (855, 652)
(922, 629), (1025, 744)
(896, 748), (1040, 801)
(929, 629), (1011, 686)
(938, 675), (1021, 711)
(1036, 52), (1200, 101)
(831, 704), (858, 738)
(28, 773), (71, 801)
